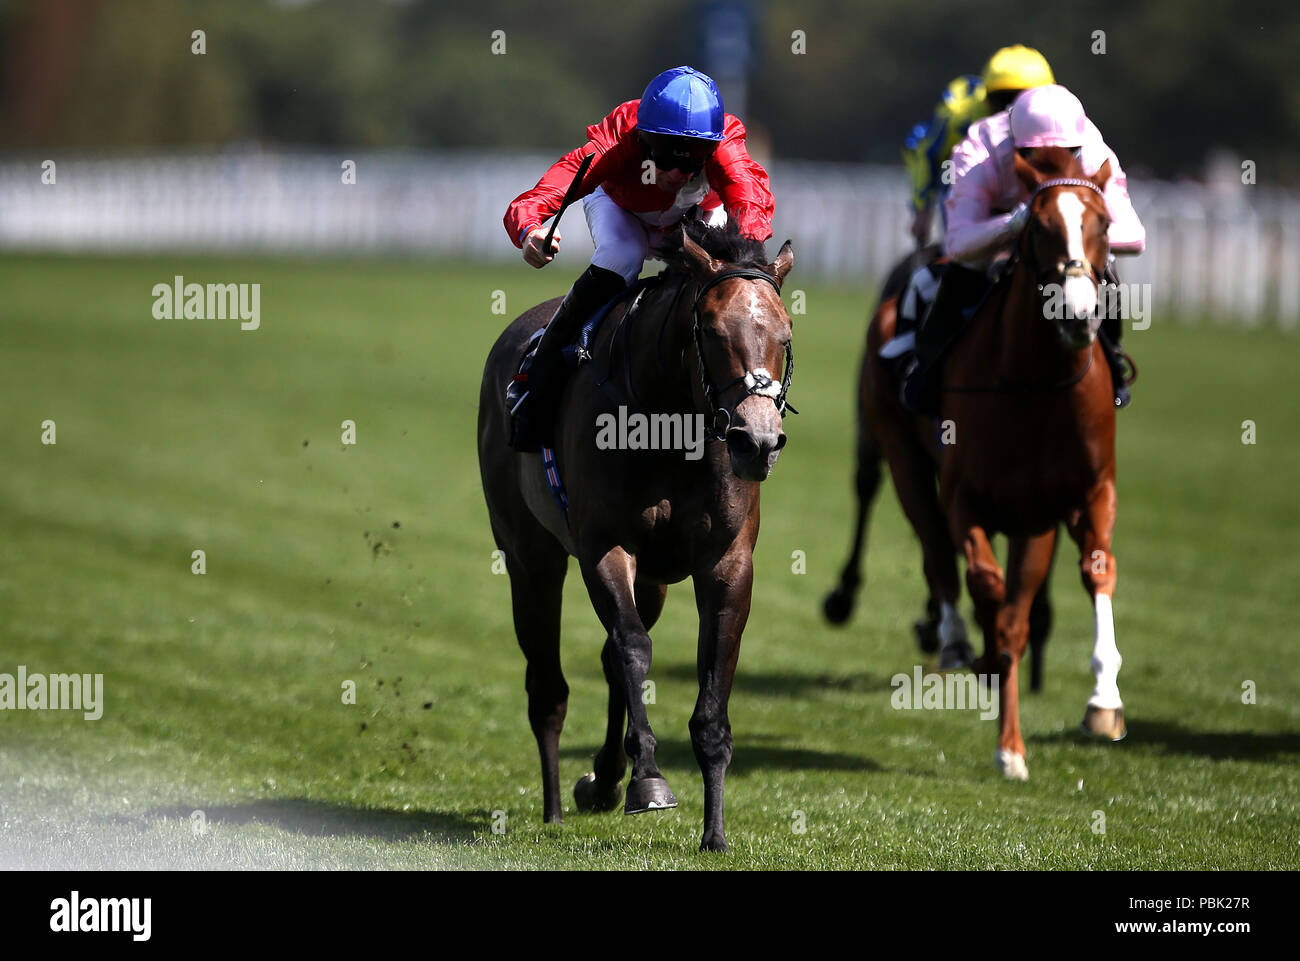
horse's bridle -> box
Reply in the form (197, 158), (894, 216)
(1025, 177), (1108, 288)
(690, 268), (797, 441)
(943, 177), (1109, 397)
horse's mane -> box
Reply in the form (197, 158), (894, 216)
(659, 218), (769, 273)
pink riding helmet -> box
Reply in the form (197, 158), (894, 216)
(1010, 84), (1088, 148)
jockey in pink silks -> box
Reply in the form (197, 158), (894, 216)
(901, 84), (1146, 413)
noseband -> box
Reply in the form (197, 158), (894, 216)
(691, 268), (797, 441)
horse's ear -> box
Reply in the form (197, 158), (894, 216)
(1090, 158), (1113, 191)
(767, 240), (794, 286)
(1013, 150), (1042, 193)
(680, 228), (724, 278)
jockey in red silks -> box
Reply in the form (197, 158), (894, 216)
(902, 84), (1146, 414)
(502, 65), (775, 452)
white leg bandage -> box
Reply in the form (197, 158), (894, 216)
(1088, 593), (1123, 709)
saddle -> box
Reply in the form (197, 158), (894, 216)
(882, 260), (1005, 372)
(506, 276), (658, 431)
(508, 276), (660, 515)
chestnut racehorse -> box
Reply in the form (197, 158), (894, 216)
(823, 245), (1055, 692)
(478, 222), (795, 850)
(943, 146), (1127, 779)
(830, 146), (1125, 780)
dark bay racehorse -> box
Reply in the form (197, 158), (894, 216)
(478, 222), (795, 851)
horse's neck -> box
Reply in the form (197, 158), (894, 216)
(607, 276), (696, 413)
(991, 263), (1085, 384)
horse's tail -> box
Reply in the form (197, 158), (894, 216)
(824, 305), (901, 628)
(822, 391), (885, 626)
(824, 246), (939, 626)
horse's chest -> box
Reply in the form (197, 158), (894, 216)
(635, 494), (733, 544)
(565, 448), (753, 578)
(943, 411), (1104, 518)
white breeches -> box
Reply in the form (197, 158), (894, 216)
(583, 186), (728, 284)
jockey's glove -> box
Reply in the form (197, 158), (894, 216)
(1005, 202), (1031, 238)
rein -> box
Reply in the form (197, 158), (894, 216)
(690, 268), (797, 440)
(587, 267), (797, 442)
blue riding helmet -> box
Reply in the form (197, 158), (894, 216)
(638, 66), (726, 141)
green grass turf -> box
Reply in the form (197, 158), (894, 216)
(1, 252), (1297, 869)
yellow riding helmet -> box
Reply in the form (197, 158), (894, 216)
(982, 45), (1055, 93)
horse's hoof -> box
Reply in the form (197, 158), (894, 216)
(624, 777), (678, 815)
(699, 832), (729, 853)
(994, 748), (1029, 781)
(938, 640), (974, 671)
(823, 589), (853, 625)
(1081, 706), (1126, 741)
(573, 772), (623, 813)
(913, 617), (940, 654)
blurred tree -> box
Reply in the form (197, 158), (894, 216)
(0, 0), (1294, 181)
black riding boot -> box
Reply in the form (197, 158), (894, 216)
(508, 265), (626, 452)
(1098, 314), (1132, 409)
(901, 263), (988, 415)
(1099, 263), (1132, 409)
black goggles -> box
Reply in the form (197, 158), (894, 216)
(641, 134), (717, 175)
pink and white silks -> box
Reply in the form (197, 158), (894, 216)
(943, 85), (1146, 270)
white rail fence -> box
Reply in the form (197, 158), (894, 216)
(2, 150), (1296, 327)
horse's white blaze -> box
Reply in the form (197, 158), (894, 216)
(938, 600), (969, 652)
(1055, 192), (1097, 319)
(1088, 592), (1123, 709)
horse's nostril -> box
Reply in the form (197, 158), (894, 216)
(727, 430), (759, 459)
(773, 433), (787, 452)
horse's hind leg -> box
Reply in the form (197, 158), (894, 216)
(575, 580), (666, 813)
(505, 538), (570, 824)
(883, 426), (969, 666)
(1027, 530), (1058, 693)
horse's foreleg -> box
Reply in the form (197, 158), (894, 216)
(576, 580), (665, 814)
(690, 547), (753, 853)
(1069, 478), (1126, 740)
(952, 513), (1025, 775)
(578, 546), (676, 814)
(990, 529), (1058, 780)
